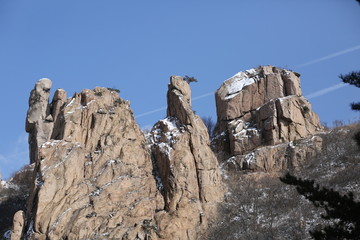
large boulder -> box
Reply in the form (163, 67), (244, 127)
(10, 211), (24, 240)
(215, 66), (323, 172)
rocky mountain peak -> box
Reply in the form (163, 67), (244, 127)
(11, 76), (224, 240)
(149, 76), (224, 239)
(215, 66), (323, 172)
(8, 67), (326, 239)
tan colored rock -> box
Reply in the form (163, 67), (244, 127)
(215, 66), (323, 172)
(215, 66), (302, 121)
(221, 136), (323, 172)
(50, 88), (67, 140)
(26, 78), (52, 130)
(24, 87), (159, 239)
(10, 210), (25, 240)
(26, 78), (54, 163)
(150, 76), (223, 239)
(21, 77), (223, 240)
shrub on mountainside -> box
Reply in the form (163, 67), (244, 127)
(0, 165), (33, 237)
(207, 123), (360, 240)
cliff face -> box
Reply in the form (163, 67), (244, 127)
(9, 66), (324, 239)
(12, 77), (223, 240)
(214, 66), (323, 172)
(23, 85), (159, 239)
(150, 76), (223, 239)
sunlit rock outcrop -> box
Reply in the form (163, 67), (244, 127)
(149, 76), (224, 239)
(214, 66), (323, 172)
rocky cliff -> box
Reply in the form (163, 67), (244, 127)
(11, 77), (223, 240)
(8, 66), (324, 239)
(214, 66), (323, 172)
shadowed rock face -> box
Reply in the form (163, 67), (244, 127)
(214, 66), (323, 172)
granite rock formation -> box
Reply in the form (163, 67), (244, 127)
(26, 78), (53, 164)
(215, 66), (323, 172)
(11, 78), (223, 240)
(21, 86), (159, 239)
(9, 66), (324, 239)
(149, 76), (224, 239)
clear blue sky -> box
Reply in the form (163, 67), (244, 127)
(0, 0), (359, 179)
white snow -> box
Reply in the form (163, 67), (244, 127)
(41, 140), (63, 148)
(41, 143), (81, 175)
(244, 152), (255, 165)
(65, 98), (75, 107)
(245, 68), (257, 75)
(3, 230), (11, 240)
(161, 118), (178, 131)
(224, 69), (258, 100)
(1, 180), (7, 187)
(150, 117), (183, 157)
(49, 208), (72, 234)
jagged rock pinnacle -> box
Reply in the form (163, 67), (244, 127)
(26, 78), (53, 164)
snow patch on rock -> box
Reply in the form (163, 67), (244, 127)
(224, 68), (258, 100)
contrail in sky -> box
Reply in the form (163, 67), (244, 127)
(305, 83), (347, 100)
(136, 44), (359, 119)
(135, 92), (214, 118)
(135, 106), (167, 118)
(295, 45), (360, 68)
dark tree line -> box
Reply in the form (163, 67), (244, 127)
(339, 70), (360, 147)
(339, 0), (360, 147)
(281, 173), (360, 239)
(339, 71), (360, 111)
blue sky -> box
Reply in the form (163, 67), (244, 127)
(0, 0), (359, 179)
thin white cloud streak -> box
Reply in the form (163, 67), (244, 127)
(135, 106), (167, 118)
(135, 92), (214, 119)
(136, 44), (359, 119)
(192, 92), (214, 100)
(305, 83), (347, 100)
(295, 45), (360, 68)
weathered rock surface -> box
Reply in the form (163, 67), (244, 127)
(222, 136), (323, 172)
(150, 76), (224, 239)
(215, 66), (323, 172)
(10, 211), (24, 240)
(26, 78), (53, 164)
(13, 78), (223, 240)
(19, 84), (160, 239)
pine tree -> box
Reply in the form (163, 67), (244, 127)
(339, 71), (360, 111)
(339, 70), (360, 146)
(183, 75), (198, 84)
(280, 173), (360, 239)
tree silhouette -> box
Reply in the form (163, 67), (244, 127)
(339, 71), (360, 111)
(339, 71), (360, 147)
(280, 172), (360, 239)
(183, 75), (198, 84)
(339, 0), (360, 147)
